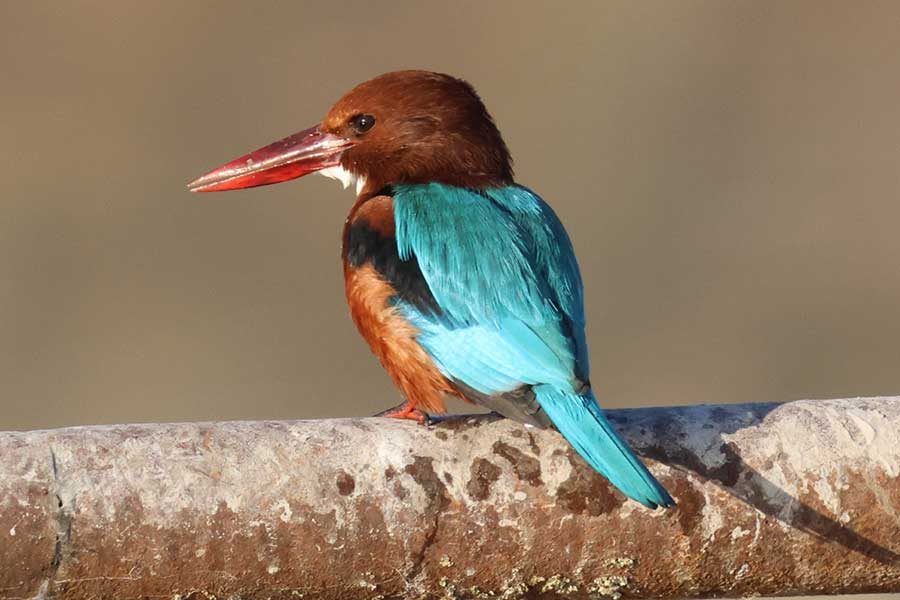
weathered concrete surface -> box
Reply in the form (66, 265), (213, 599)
(1, 397), (898, 600)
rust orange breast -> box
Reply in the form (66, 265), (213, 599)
(342, 195), (455, 413)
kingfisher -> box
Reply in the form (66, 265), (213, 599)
(188, 70), (674, 509)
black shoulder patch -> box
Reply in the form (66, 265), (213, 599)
(346, 221), (442, 316)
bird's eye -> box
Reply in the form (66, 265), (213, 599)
(350, 114), (376, 134)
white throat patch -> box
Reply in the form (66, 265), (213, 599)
(319, 165), (367, 196)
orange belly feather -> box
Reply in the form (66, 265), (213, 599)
(343, 263), (452, 413)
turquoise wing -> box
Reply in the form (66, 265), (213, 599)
(392, 183), (587, 396)
(392, 183), (675, 509)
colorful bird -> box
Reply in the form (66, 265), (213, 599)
(188, 71), (674, 509)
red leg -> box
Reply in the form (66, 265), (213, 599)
(374, 400), (429, 424)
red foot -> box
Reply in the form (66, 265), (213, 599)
(376, 402), (429, 424)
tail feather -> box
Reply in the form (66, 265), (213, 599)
(535, 385), (675, 509)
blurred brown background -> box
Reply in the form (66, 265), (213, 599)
(2, 1), (899, 431)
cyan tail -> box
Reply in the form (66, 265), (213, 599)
(535, 385), (675, 509)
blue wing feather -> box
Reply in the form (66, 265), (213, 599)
(394, 183), (584, 386)
(395, 184), (561, 328)
(392, 183), (673, 508)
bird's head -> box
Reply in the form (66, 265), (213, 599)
(188, 70), (512, 196)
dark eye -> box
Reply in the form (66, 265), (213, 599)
(350, 114), (376, 134)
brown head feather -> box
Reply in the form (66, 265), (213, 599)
(322, 70), (513, 194)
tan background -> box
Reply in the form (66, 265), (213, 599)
(2, 6), (899, 596)
(2, 1), (900, 432)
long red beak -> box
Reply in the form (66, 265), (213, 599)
(187, 125), (354, 192)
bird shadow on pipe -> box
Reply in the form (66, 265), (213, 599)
(612, 402), (900, 567)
